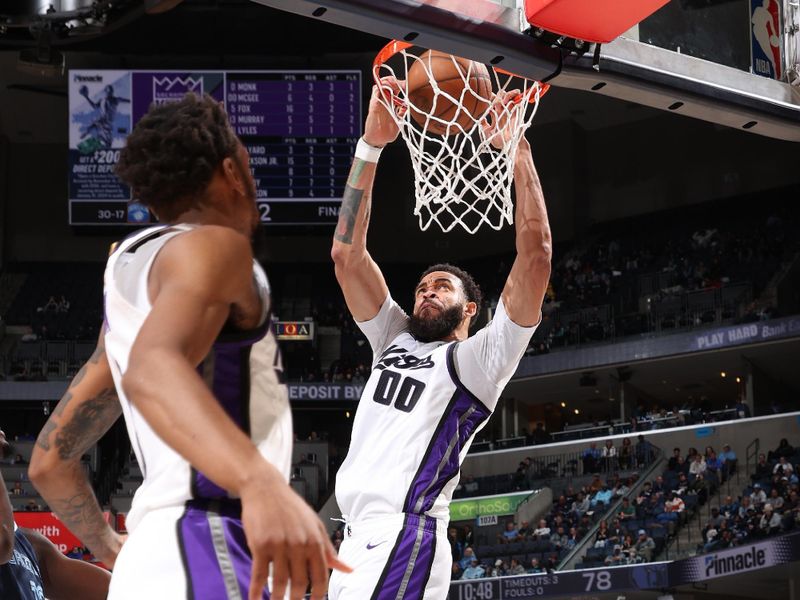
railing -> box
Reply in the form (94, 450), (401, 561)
(557, 447), (666, 570)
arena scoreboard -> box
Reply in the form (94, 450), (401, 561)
(68, 69), (361, 226)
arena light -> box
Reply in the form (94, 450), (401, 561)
(720, 371), (727, 378)
(574, 408), (580, 415)
(560, 401), (566, 408)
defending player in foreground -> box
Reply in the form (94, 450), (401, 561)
(0, 427), (110, 599)
(329, 81), (552, 599)
(30, 94), (347, 600)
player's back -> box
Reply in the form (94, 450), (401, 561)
(103, 225), (292, 531)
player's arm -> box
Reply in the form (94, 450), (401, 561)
(29, 331), (124, 568)
(331, 78), (403, 321)
(0, 469), (15, 563)
(121, 226), (346, 600)
(23, 528), (110, 600)
(500, 133), (552, 326)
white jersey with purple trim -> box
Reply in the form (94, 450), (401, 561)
(103, 224), (292, 533)
(335, 295), (537, 523)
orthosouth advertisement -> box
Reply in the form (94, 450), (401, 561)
(449, 492), (533, 522)
(448, 531), (800, 599)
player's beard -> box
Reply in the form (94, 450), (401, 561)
(409, 303), (464, 343)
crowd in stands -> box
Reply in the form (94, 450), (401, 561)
(693, 438), (800, 555)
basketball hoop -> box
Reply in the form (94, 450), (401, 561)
(373, 40), (549, 234)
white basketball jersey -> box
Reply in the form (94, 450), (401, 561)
(103, 225), (292, 532)
(336, 295), (537, 522)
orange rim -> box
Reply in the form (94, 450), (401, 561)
(373, 40), (550, 105)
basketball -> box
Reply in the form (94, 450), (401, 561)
(406, 50), (492, 136)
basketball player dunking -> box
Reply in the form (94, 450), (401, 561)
(30, 94), (347, 600)
(329, 81), (552, 599)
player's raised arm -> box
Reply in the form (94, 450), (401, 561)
(331, 78), (403, 321)
(29, 332), (125, 568)
(485, 91), (552, 326)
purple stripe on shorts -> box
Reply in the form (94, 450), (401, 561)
(179, 506), (230, 600)
(372, 514), (437, 600)
(178, 501), (270, 600)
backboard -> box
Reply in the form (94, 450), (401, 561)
(248, 0), (800, 142)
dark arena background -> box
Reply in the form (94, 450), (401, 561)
(1, 0), (800, 599)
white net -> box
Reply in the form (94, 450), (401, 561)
(374, 42), (547, 234)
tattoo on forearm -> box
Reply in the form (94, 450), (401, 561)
(347, 158), (368, 186)
(54, 388), (120, 460)
(334, 185), (365, 245)
(51, 489), (109, 550)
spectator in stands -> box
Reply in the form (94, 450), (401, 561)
(508, 558), (526, 576)
(759, 504), (782, 536)
(734, 398), (751, 419)
(769, 439), (795, 462)
(11, 481), (22, 496)
(463, 524), (474, 548)
(738, 496), (754, 519)
(635, 529), (655, 561)
(451, 563), (462, 581)
(768, 488), (785, 510)
(774, 456), (795, 478)
(498, 521), (521, 544)
(618, 437), (633, 470)
(618, 497), (635, 521)
(489, 559), (506, 578)
(551, 526), (568, 549)
(720, 495), (739, 518)
(565, 527), (579, 550)
(591, 484), (613, 508)
(689, 453), (707, 480)
(719, 444), (737, 475)
(751, 483), (767, 506)
(527, 558), (545, 574)
(571, 492), (590, 518)
(601, 440), (617, 472)
(582, 442), (602, 474)
(652, 476), (667, 495)
(667, 447), (682, 471)
(517, 521), (531, 538)
(448, 527), (463, 563)
(461, 474), (480, 495)
(706, 451), (724, 479)
(459, 547), (477, 570)
(753, 453), (771, 482)
(11, 454), (27, 465)
(635, 435), (653, 467)
(531, 422), (552, 445)
(461, 558), (485, 580)
(589, 473), (604, 493)
(604, 546), (624, 566)
(594, 520), (610, 547)
(533, 519), (551, 539)
(658, 493), (684, 532)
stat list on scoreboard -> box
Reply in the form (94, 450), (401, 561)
(67, 69), (361, 226)
(226, 72), (360, 225)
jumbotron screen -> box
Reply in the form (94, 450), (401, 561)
(68, 69), (361, 226)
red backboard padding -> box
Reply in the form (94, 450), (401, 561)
(525, 0), (670, 44)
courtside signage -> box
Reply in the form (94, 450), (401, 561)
(274, 321), (314, 341)
(450, 491), (533, 522)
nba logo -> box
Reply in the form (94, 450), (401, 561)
(127, 201), (150, 224)
(750, 0), (783, 79)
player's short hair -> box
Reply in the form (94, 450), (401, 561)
(419, 263), (482, 316)
(115, 93), (239, 221)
